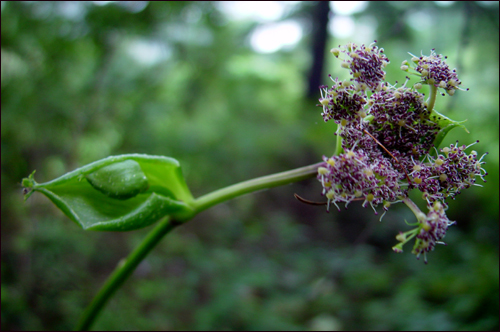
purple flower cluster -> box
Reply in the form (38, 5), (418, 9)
(411, 141), (488, 204)
(367, 86), (438, 158)
(393, 201), (455, 263)
(316, 42), (487, 262)
(413, 202), (454, 258)
(319, 77), (366, 124)
(331, 41), (389, 92)
(408, 49), (465, 95)
(318, 62), (438, 213)
(318, 149), (407, 214)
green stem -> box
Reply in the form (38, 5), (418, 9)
(75, 217), (181, 331)
(401, 197), (426, 222)
(427, 85), (438, 113)
(76, 162), (322, 330)
(191, 162), (322, 214)
(335, 124), (343, 156)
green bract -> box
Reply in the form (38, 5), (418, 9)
(22, 154), (194, 231)
(430, 109), (468, 150)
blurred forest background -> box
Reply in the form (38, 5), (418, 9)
(1, 1), (498, 330)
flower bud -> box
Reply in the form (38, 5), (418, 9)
(330, 48), (340, 57)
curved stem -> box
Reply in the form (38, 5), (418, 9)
(75, 217), (181, 331)
(401, 197), (426, 222)
(76, 162), (321, 330)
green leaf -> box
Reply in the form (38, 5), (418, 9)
(22, 154), (194, 231)
(429, 109), (469, 150)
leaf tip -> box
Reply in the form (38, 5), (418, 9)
(22, 170), (37, 201)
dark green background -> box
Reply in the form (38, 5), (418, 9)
(2, 2), (498, 330)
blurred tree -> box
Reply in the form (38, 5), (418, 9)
(306, 1), (330, 99)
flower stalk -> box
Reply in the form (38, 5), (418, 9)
(191, 162), (322, 216)
(75, 162), (321, 330)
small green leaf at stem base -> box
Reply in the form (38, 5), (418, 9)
(430, 109), (468, 151)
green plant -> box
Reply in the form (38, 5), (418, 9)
(22, 42), (487, 330)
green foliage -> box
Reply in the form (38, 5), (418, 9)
(430, 109), (468, 151)
(2, 1), (498, 331)
(22, 155), (193, 231)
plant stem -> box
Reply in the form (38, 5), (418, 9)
(75, 217), (181, 331)
(191, 162), (322, 214)
(427, 85), (438, 113)
(76, 162), (321, 330)
(335, 123), (343, 156)
(401, 197), (426, 222)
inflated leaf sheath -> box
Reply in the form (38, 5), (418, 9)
(23, 154), (194, 231)
(86, 160), (149, 200)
